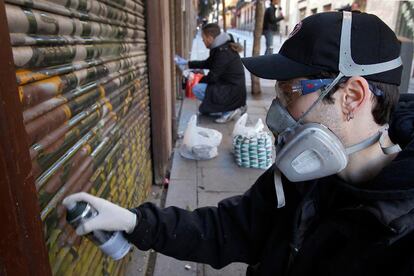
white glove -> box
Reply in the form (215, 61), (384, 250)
(62, 192), (137, 236)
(182, 69), (193, 78)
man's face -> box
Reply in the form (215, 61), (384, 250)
(271, 0), (280, 5)
(275, 77), (346, 140)
(202, 33), (215, 49)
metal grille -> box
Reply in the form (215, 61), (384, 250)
(5, 0), (152, 274)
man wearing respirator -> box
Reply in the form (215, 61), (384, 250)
(63, 11), (414, 275)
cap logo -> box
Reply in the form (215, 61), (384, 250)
(288, 21), (302, 39)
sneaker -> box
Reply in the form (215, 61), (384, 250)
(215, 109), (240, 124)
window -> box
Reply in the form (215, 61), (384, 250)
(311, 8), (317, 14)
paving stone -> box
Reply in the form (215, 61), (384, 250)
(165, 178), (197, 210)
(196, 151), (238, 169)
(197, 167), (258, 193)
(244, 105), (267, 115)
(125, 248), (151, 276)
(153, 254), (197, 276)
(170, 151), (197, 181)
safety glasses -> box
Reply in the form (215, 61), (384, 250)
(275, 78), (383, 102)
(279, 79), (334, 95)
(275, 78), (335, 106)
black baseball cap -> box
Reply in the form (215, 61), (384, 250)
(242, 11), (403, 85)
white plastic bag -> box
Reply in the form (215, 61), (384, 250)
(232, 113), (273, 169)
(182, 69), (194, 80)
(180, 115), (222, 160)
(232, 113), (264, 138)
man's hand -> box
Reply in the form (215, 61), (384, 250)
(275, 7), (284, 20)
(174, 54), (188, 66)
(62, 192), (137, 235)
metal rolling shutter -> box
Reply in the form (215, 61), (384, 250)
(5, 0), (152, 274)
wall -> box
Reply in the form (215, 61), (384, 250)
(237, 1), (256, 31)
(366, 0), (400, 31)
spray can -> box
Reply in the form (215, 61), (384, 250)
(66, 201), (131, 260)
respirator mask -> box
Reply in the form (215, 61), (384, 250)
(267, 97), (401, 183)
(267, 12), (402, 183)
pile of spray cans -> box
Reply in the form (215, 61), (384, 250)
(233, 131), (273, 169)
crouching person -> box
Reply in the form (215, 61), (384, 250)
(188, 23), (247, 123)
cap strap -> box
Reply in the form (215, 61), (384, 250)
(339, 11), (402, 77)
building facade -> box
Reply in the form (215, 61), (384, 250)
(234, 0), (413, 37)
(225, 0), (239, 29)
(236, 0), (257, 31)
(282, 0), (411, 37)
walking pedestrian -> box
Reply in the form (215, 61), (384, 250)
(263, 0), (284, 55)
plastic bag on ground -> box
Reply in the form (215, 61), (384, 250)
(180, 115), (222, 160)
(232, 113), (264, 139)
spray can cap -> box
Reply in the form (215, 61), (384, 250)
(66, 201), (88, 223)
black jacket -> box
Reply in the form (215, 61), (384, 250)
(188, 41), (246, 113)
(126, 94), (414, 275)
(263, 5), (284, 33)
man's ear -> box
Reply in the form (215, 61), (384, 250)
(340, 76), (370, 115)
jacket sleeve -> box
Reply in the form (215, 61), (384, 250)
(124, 167), (286, 269)
(198, 49), (235, 84)
(189, 58), (210, 69)
(275, 14), (284, 23)
(389, 93), (414, 148)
